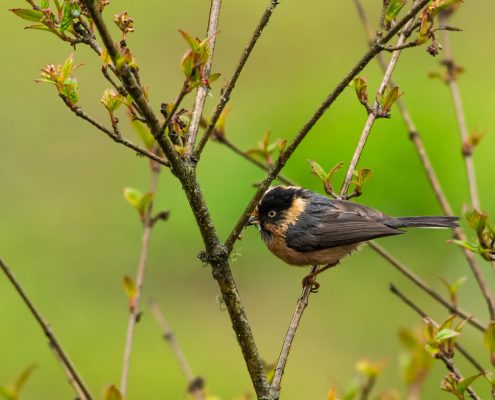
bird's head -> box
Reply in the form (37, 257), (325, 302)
(248, 186), (309, 236)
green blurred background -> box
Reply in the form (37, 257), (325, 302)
(1, 0), (494, 398)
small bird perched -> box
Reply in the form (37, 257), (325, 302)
(248, 186), (458, 289)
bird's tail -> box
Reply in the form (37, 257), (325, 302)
(396, 216), (459, 228)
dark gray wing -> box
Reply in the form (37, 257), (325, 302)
(285, 196), (403, 252)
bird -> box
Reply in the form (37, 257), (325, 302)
(247, 185), (458, 290)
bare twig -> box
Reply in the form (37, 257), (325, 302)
(359, 375), (377, 400)
(270, 266), (319, 396)
(0, 258), (93, 400)
(194, 0), (280, 159)
(390, 284), (486, 376)
(68, 104), (170, 167)
(185, 0), (222, 155)
(439, 14), (479, 211)
(370, 242), (485, 332)
(340, 1), (420, 196)
(120, 165), (160, 396)
(149, 299), (205, 400)
(225, 0), (432, 253)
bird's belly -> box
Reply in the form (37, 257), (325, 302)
(265, 235), (361, 266)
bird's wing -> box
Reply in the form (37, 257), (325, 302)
(285, 199), (403, 252)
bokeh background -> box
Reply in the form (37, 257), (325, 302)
(1, 0), (494, 399)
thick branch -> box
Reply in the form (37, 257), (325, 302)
(185, 0), (222, 154)
(120, 166), (160, 396)
(194, 0), (280, 159)
(149, 299), (205, 400)
(0, 259), (93, 400)
(270, 266), (319, 397)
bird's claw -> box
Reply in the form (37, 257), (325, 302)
(302, 274), (320, 293)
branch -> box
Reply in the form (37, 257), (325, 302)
(68, 103), (170, 167)
(370, 242), (486, 332)
(194, 0), (280, 159)
(225, 0), (432, 253)
(389, 284), (486, 377)
(439, 13), (479, 211)
(270, 266), (319, 396)
(185, 0), (222, 155)
(0, 258), (93, 400)
(353, 0), (495, 323)
(149, 299), (205, 400)
(340, 1), (420, 196)
(120, 165), (160, 396)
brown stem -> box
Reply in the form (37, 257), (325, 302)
(437, 353), (481, 400)
(370, 242), (486, 332)
(390, 284), (486, 376)
(120, 165), (160, 396)
(225, 0), (431, 253)
(194, 0), (280, 159)
(0, 259), (93, 400)
(149, 299), (205, 400)
(68, 104), (170, 167)
(359, 376), (376, 400)
(270, 266), (319, 396)
(185, 0), (222, 155)
(353, 0), (495, 323)
(440, 14), (479, 211)
(340, 1), (419, 196)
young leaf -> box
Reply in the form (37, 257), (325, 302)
(123, 187), (143, 210)
(10, 9), (43, 23)
(123, 276), (137, 311)
(434, 328), (460, 342)
(60, 0), (73, 32)
(308, 159), (327, 182)
(104, 385), (123, 400)
(484, 322), (495, 366)
(385, 0), (407, 29)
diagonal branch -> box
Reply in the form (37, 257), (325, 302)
(0, 259), (93, 400)
(185, 0), (222, 155)
(194, 0), (280, 160)
(340, 1), (420, 196)
(270, 266), (319, 396)
(225, 0), (432, 253)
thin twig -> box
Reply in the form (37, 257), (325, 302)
(120, 165), (160, 396)
(270, 266), (319, 396)
(353, 0), (495, 323)
(0, 258), (93, 400)
(225, 0), (432, 253)
(359, 376), (377, 400)
(194, 0), (280, 159)
(149, 299), (205, 400)
(185, 0), (222, 155)
(69, 104), (170, 167)
(340, 0), (420, 196)
(390, 284), (486, 376)
(437, 353), (481, 400)
(370, 242), (485, 332)
(218, 137), (293, 185)
(439, 14), (479, 211)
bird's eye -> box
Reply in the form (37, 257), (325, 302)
(268, 210), (276, 218)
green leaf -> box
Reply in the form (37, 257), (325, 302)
(180, 51), (195, 78)
(308, 160), (326, 182)
(10, 8), (43, 22)
(123, 275), (137, 311)
(101, 88), (124, 114)
(349, 76), (368, 104)
(24, 24), (52, 32)
(40, 0), (50, 8)
(385, 0), (407, 28)
(434, 328), (460, 342)
(379, 86), (403, 114)
(484, 322), (495, 367)
(456, 373), (484, 397)
(104, 385), (123, 400)
(123, 187), (143, 210)
(178, 29), (199, 52)
(208, 72), (221, 84)
(130, 118), (155, 150)
(60, 0), (73, 32)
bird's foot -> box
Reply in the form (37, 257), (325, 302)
(301, 273), (320, 293)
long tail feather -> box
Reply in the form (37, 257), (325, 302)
(396, 216), (459, 228)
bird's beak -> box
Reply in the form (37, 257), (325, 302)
(247, 208), (260, 228)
